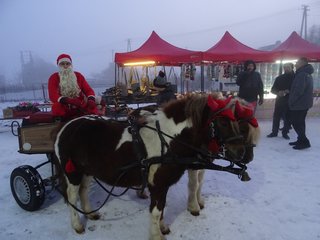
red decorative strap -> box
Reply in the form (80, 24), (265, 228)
(207, 96), (236, 121)
(248, 117), (259, 128)
(219, 108), (236, 121)
(65, 159), (76, 173)
(235, 101), (259, 128)
(208, 139), (220, 153)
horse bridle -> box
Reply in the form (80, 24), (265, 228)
(138, 119), (250, 182)
(207, 116), (244, 159)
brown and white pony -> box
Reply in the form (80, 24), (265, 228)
(187, 98), (261, 216)
(54, 94), (247, 240)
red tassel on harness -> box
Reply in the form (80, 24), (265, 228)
(65, 159), (76, 174)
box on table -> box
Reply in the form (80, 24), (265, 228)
(18, 123), (62, 154)
(2, 108), (13, 118)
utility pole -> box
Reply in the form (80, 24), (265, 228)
(20, 51), (34, 86)
(300, 5), (310, 39)
(127, 38), (131, 52)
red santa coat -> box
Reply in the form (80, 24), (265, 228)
(48, 71), (96, 117)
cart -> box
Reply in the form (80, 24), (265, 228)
(8, 97), (154, 211)
(10, 121), (62, 211)
(9, 107), (128, 211)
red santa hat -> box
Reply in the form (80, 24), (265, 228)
(56, 54), (72, 65)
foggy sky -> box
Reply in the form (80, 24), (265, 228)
(1, 0), (319, 82)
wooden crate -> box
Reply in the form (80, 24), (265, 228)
(18, 123), (62, 154)
(2, 108), (35, 119)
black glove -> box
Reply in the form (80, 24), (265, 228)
(60, 97), (82, 107)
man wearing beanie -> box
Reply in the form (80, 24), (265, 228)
(48, 53), (98, 119)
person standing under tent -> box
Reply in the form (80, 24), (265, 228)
(267, 62), (294, 139)
(236, 60), (264, 113)
(48, 53), (98, 120)
(288, 57), (314, 150)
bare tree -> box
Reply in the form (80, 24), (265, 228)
(308, 25), (320, 45)
(21, 56), (56, 89)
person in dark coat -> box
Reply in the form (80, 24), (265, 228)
(288, 57), (314, 150)
(267, 63), (294, 139)
(153, 71), (176, 106)
(236, 60), (264, 113)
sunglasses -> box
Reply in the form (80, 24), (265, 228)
(59, 62), (71, 66)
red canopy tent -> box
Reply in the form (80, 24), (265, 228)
(270, 31), (320, 61)
(114, 31), (202, 66)
(203, 31), (274, 63)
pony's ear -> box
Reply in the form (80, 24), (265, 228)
(235, 101), (259, 127)
(207, 95), (219, 111)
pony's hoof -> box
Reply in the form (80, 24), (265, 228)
(160, 225), (171, 235)
(74, 226), (85, 234)
(189, 210), (200, 216)
(187, 205), (200, 216)
(136, 189), (149, 199)
(87, 212), (101, 220)
(149, 236), (166, 240)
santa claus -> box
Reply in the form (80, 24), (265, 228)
(48, 54), (98, 119)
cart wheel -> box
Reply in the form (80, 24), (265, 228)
(10, 165), (45, 211)
(11, 120), (20, 136)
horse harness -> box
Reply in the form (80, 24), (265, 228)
(124, 114), (249, 192)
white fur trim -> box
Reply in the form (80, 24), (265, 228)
(58, 96), (65, 103)
(58, 57), (72, 65)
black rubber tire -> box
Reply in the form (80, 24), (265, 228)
(10, 120), (20, 136)
(10, 165), (45, 211)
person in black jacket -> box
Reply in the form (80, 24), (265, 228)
(267, 63), (294, 139)
(153, 71), (176, 106)
(236, 60), (264, 113)
(288, 57), (314, 150)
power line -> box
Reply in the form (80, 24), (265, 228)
(162, 7), (300, 39)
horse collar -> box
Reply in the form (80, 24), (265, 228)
(128, 119), (147, 161)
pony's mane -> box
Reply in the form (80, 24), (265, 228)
(184, 94), (208, 129)
(163, 92), (225, 129)
(248, 123), (261, 145)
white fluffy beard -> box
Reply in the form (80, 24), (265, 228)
(58, 67), (81, 98)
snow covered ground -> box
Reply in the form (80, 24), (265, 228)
(0, 101), (319, 240)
